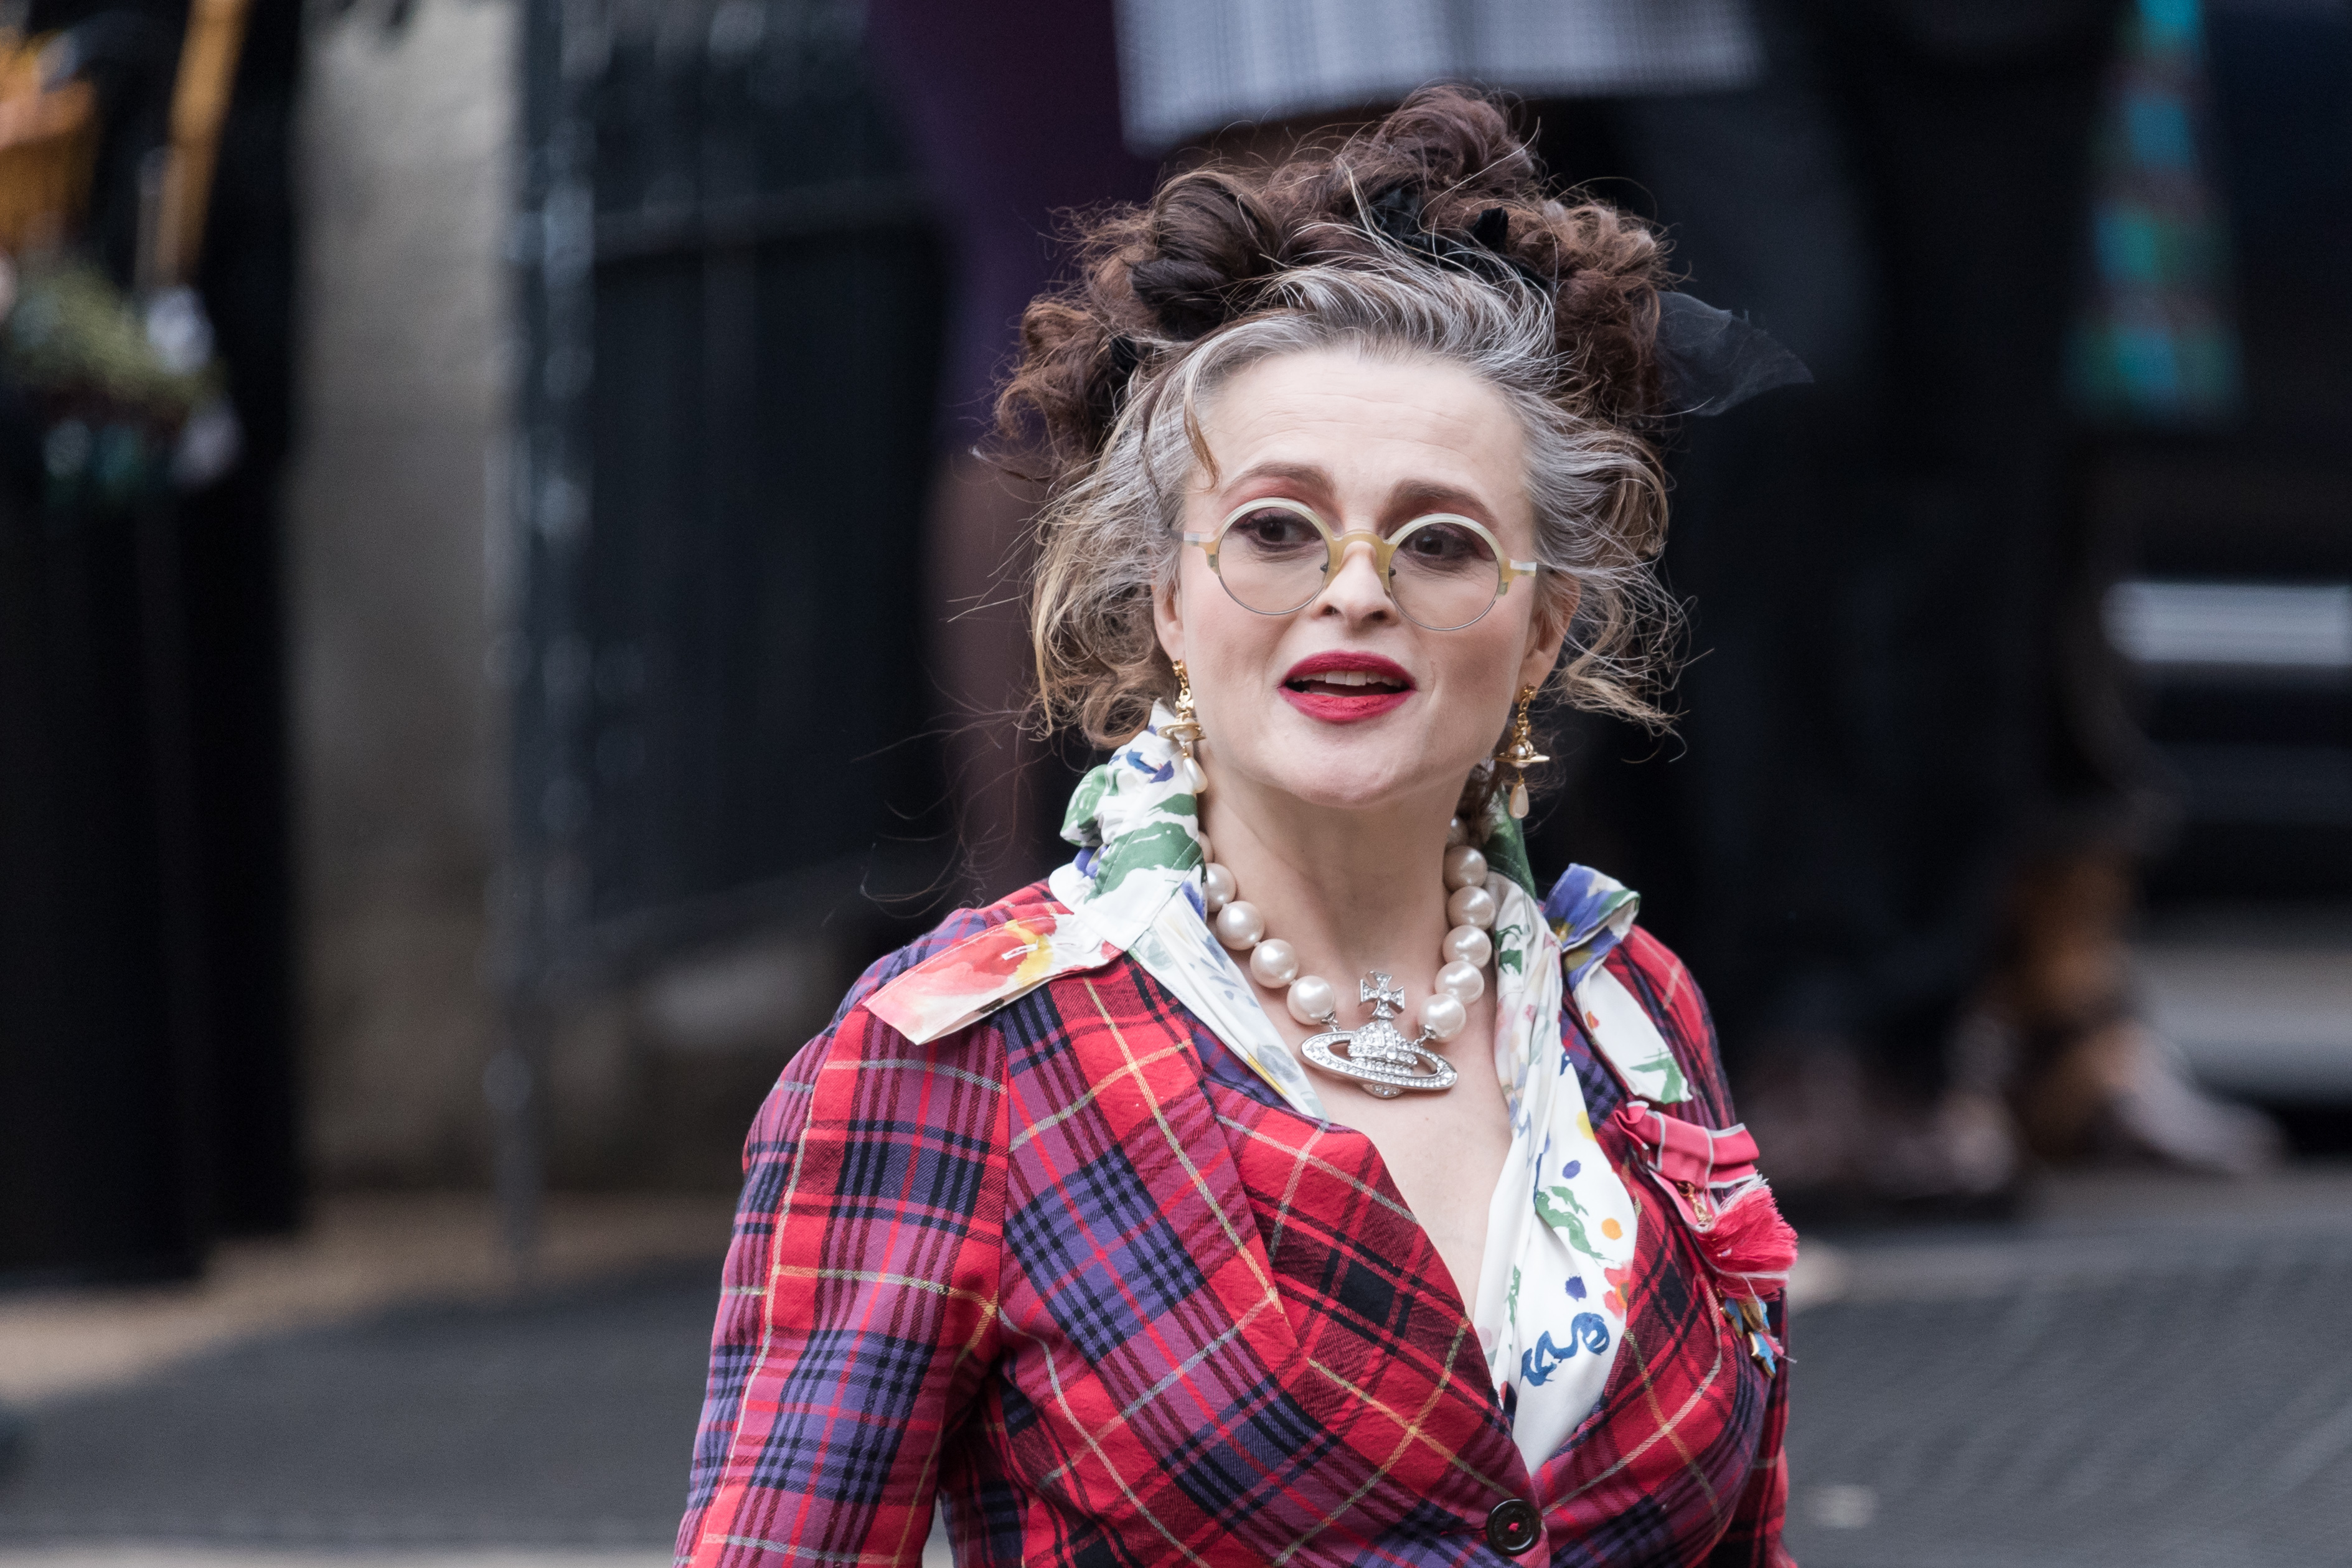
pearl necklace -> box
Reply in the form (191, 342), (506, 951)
(1200, 817), (1498, 1099)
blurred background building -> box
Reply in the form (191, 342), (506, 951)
(0, 0), (2347, 1561)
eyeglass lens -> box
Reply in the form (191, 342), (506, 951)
(1216, 506), (1503, 631)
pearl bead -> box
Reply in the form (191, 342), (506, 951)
(1418, 992), (1467, 1042)
(1446, 884), (1497, 931)
(1213, 899), (1264, 950)
(1249, 938), (1299, 987)
(1442, 843), (1487, 891)
(1436, 959), (1485, 1005)
(1177, 753), (1207, 794)
(1508, 778), (1529, 819)
(1195, 832), (1212, 862)
(1442, 925), (1492, 967)
(1195, 835), (1495, 1074)
(1287, 974), (1337, 1024)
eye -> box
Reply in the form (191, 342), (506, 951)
(1227, 507), (1323, 553)
(1395, 520), (1492, 569)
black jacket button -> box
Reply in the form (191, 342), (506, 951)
(1485, 1498), (1540, 1555)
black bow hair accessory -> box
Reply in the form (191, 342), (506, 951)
(1367, 185), (1556, 296)
(1368, 185), (1810, 418)
(1652, 291), (1812, 417)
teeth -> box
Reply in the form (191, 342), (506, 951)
(1310, 669), (1401, 688)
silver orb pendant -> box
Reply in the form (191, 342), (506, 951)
(1299, 973), (1459, 1099)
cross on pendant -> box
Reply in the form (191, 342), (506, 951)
(1360, 972), (1404, 1015)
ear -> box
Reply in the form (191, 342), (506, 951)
(1517, 577), (1576, 693)
(1153, 569), (1187, 666)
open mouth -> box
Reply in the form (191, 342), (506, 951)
(1287, 667), (1410, 696)
(1279, 652), (1416, 722)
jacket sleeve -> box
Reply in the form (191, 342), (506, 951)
(1703, 1293), (1795, 1567)
(1612, 931), (1797, 1567)
(674, 1002), (1009, 1567)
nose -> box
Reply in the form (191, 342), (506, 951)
(1313, 530), (1395, 624)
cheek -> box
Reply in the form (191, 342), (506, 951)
(1177, 567), (1281, 687)
(1439, 619), (1539, 707)
(1187, 558), (1285, 638)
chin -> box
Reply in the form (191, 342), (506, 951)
(1274, 771), (1409, 813)
(1257, 712), (1465, 812)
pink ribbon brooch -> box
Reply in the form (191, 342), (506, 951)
(1610, 1101), (1799, 1374)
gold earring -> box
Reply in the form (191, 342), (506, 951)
(1166, 660), (1207, 795)
(1497, 685), (1548, 819)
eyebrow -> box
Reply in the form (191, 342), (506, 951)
(1226, 461), (1332, 495)
(1225, 463), (1500, 523)
(1388, 478), (1495, 521)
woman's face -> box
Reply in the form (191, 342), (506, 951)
(1154, 347), (1566, 821)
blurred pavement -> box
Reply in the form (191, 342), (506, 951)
(0, 1193), (737, 1406)
(1783, 1166), (2352, 1568)
(2, 1175), (2349, 1566)
(0, 1193), (739, 1567)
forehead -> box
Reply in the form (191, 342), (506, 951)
(1192, 348), (1528, 512)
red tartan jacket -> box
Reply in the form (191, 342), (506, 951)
(676, 879), (1794, 1567)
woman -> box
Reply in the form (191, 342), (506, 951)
(676, 90), (1801, 1567)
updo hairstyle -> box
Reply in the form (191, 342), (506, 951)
(1002, 87), (1682, 751)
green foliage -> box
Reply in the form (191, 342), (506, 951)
(4, 262), (217, 419)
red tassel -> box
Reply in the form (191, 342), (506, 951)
(1697, 1183), (1800, 1284)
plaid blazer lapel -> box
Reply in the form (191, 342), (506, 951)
(1211, 1057), (1536, 1519)
(1053, 968), (1304, 1368)
(1014, 962), (1536, 1557)
(993, 964), (1324, 1558)
(1066, 962), (1531, 1508)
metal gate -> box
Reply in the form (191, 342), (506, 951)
(502, 0), (949, 1252)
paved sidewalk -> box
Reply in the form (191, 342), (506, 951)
(2, 1176), (2347, 1566)
(0, 1193), (738, 1407)
(1780, 1167), (2352, 1568)
(0, 1265), (718, 1553)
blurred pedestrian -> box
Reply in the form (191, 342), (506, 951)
(1, 0), (303, 1279)
(863, 0), (1154, 899)
(1526, 0), (2277, 1201)
(676, 92), (1800, 1566)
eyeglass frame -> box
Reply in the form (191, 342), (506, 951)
(1180, 497), (1541, 631)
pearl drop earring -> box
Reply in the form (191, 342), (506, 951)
(1165, 660), (1207, 794)
(1496, 685), (1548, 819)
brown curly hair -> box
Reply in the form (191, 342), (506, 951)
(1000, 87), (1681, 750)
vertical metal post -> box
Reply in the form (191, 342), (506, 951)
(486, 993), (547, 1282)
(494, 0), (600, 1281)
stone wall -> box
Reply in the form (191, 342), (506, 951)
(287, 0), (860, 1192)
(289, 0), (515, 1186)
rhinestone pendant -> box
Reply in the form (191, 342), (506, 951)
(1299, 972), (1459, 1099)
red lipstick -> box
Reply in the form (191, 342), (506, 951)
(1278, 651), (1416, 723)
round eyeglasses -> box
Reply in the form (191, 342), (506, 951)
(1182, 499), (1540, 632)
